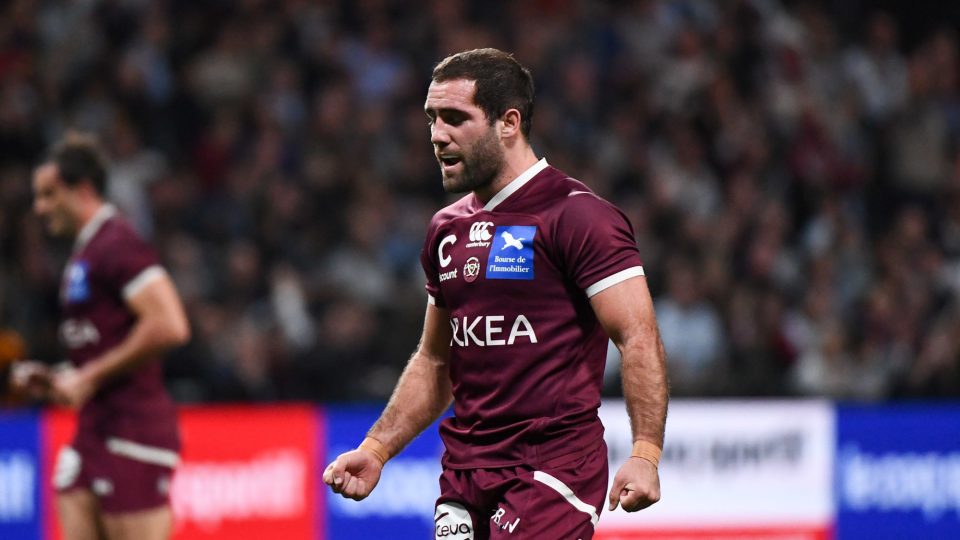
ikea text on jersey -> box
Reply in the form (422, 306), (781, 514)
(450, 315), (538, 347)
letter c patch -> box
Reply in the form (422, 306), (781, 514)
(439, 235), (456, 268)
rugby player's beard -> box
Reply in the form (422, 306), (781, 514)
(43, 207), (79, 238)
(441, 126), (505, 194)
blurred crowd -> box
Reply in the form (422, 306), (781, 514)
(2, 0), (960, 403)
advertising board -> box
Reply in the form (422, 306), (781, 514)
(597, 400), (835, 540)
(323, 404), (444, 540)
(836, 404), (960, 540)
(0, 410), (43, 540)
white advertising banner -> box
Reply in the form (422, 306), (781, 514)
(598, 399), (835, 539)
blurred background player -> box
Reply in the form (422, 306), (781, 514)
(324, 48), (668, 539)
(9, 134), (190, 540)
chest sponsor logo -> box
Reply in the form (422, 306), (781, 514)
(61, 318), (101, 349)
(486, 226), (536, 280)
(450, 314), (538, 347)
(466, 221), (493, 248)
(64, 261), (91, 303)
(438, 235), (457, 268)
(463, 257), (480, 282)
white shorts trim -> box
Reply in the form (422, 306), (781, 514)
(533, 470), (599, 527)
(427, 293), (436, 306)
(53, 446), (82, 489)
(106, 438), (179, 468)
(585, 266), (645, 298)
(122, 265), (166, 299)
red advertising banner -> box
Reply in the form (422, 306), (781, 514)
(41, 407), (74, 540)
(42, 405), (322, 540)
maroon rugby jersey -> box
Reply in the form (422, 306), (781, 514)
(60, 204), (179, 451)
(421, 159), (644, 469)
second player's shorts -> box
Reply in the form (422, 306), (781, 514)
(52, 436), (178, 514)
(435, 440), (608, 540)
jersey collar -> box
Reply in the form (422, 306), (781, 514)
(74, 203), (116, 253)
(483, 158), (548, 212)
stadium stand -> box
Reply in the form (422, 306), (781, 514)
(1, 0), (959, 403)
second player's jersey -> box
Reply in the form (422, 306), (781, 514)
(60, 204), (179, 451)
(420, 159), (644, 469)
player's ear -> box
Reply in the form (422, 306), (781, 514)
(76, 179), (101, 201)
(500, 109), (522, 139)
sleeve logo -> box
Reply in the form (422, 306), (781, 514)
(486, 226), (536, 280)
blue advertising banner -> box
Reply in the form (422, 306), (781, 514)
(0, 410), (43, 540)
(322, 405), (445, 540)
(836, 404), (960, 540)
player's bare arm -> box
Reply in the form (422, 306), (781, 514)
(590, 275), (668, 513)
(51, 272), (190, 408)
(323, 301), (453, 501)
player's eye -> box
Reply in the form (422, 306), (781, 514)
(442, 112), (465, 126)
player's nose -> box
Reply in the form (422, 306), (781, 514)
(430, 123), (451, 146)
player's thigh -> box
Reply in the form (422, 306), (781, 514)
(57, 489), (104, 540)
(491, 444), (608, 540)
(53, 444), (104, 540)
(101, 506), (172, 540)
(436, 467), (491, 540)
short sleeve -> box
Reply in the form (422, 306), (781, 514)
(553, 193), (644, 297)
(420, 218), (447, 308)
(101, 227), (164, 300)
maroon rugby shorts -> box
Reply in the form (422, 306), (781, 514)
(52, 437), (178, 514)
(435, 441), (608, 540)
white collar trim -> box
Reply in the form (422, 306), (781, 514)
(483, 158), (548, 211)
(74, 204), (116, 252)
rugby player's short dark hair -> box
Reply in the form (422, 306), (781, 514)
(432, 48), (535, 139)
(49, 132), (109, 195)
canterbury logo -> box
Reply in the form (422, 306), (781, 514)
(501, 231), (524, 250)
(469, 222), (493, 242)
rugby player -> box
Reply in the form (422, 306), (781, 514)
(324, 48), (668, 539)
(10, 134), (189, 540)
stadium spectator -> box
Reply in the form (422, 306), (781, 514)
(655, 257), (726, 395)
(0, 328), (27, 405)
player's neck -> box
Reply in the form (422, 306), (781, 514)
(476, 146), (539, 204)
(72, 199), (107, 239)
